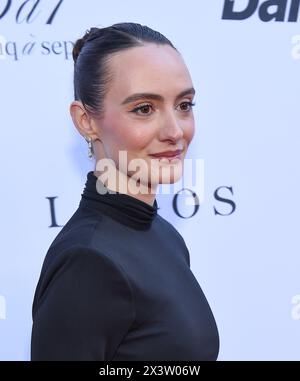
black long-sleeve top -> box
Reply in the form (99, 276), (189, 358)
(31, 171), (219, 361)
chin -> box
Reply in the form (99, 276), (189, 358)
(160, 162), (183, 183)
(158, 173), (183, 184)
(146, 161), (183, 185)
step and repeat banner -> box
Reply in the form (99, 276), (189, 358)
(0, 0), (299, 360)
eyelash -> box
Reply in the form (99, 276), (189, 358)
(130, 101), (196, 116)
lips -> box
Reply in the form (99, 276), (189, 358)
(149, 149), (183, 158)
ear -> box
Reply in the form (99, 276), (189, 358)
(69, 101), (100, 141)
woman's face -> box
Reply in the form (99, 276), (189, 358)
(93, 43), (195, 191)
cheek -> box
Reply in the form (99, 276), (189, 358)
(124, 127), (155, 151)
(106, 114), (155, 151)
(184, 118), (195, 144)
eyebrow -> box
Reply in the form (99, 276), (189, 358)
(121, 87), (196, 105)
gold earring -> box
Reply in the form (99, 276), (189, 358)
(84, 136), (94, 158)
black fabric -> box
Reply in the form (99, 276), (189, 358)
(31, 171), (219, 361)
(80, 171), (159, 230)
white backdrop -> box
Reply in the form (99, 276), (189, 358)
(0, 0), (300, 360)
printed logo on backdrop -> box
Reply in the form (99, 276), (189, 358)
(172, 186), (236, 219)
(0, 295), (6, 320)
(221, 1), (300, 61)
(46, 154), (236, 226)
(222, 0), (300, 22)
(46, 187), (237, 227)
(0, 0), (73, 61)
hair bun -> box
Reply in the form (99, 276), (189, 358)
(72, 27), (101, 63)
(72, 37), (85, 63)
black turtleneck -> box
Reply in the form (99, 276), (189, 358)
(31, 171), (219, 361)
(80, 171), (158, 230)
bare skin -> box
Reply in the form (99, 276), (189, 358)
(70, 43), (195, 206)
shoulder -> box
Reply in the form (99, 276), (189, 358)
(156, 214), (190, 267)
(156, 213), (187, 246)
(48, 205), (104, 249)
(31, 244), (136, 360)
(32, 244), (134, 317)
(42, 203), (115, 273)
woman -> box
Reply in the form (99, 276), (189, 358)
(31, 22), (219, 361)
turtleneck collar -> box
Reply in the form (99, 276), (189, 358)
(79, 171), (159, 230)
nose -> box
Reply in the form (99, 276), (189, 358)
(158, 110), (184, 143)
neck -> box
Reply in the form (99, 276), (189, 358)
(93, 168), (158, 207)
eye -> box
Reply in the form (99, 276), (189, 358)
(131, 103), (153, 116)
(178, 101), (196, 112)
(130, 101), (195, 116)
